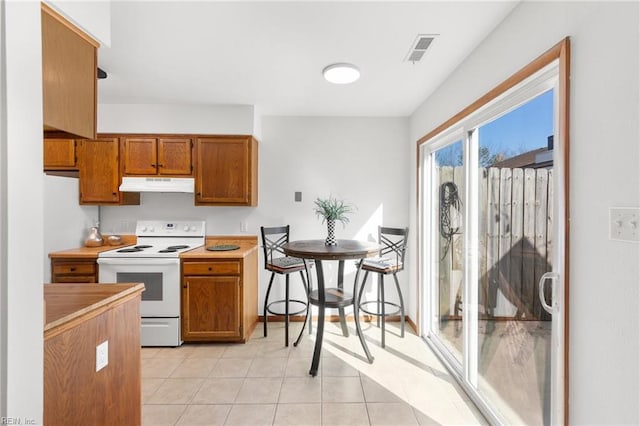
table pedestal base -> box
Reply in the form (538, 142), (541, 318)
(304, 259), (374, 377)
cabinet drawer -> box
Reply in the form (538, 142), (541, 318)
(183, 261), (240, 276)
(52, 263), (96, 275)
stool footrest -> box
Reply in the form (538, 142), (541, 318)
(359, 300), (402, 317)
(266, 299), (308, 316)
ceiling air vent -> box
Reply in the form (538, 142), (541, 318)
(405, 34), (436, 63)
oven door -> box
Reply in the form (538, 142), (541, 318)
(97, 257), (180, 318)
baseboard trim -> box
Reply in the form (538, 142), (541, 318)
(260, 314), (419, 334)
(406, 316), (418, 334)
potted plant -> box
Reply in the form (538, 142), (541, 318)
(313, 196), (355, 245)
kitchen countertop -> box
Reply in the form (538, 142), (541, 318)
(48, 235), (258, 260)
(44, 282), (145, 339)
(48, 235), (137, 259)
(180, 236), (258, 259)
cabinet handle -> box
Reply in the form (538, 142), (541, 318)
(151, 164), (156, 168)
(158, 164), (164, 167)
(208, 267), (213, 271)
(70, 267), (76, 271)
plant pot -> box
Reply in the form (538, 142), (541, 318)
(325, 219), (337, 246)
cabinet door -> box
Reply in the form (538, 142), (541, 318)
(158, 138), (192, 175)
(41, 4), (97, 139)
(44, 138), (77, 170)
(182, 276), (241, 340)
(123, 138), (158, 175)
(195, 137), (256, 205)
(78, 138), (121, 204)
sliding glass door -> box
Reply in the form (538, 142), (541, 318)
(430, 140), (465, 365)
(418, 43), (568, 425)
(474, 89), (556, 425)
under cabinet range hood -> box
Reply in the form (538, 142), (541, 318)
(119, 177), (195, 193)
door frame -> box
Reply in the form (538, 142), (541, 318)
(416, 38), (570, 425)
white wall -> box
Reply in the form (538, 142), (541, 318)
(43, 175), (98, 282)
(3, 0), (44, 421)
(0, 0), (6, 415)
(45, 0), (111, 47)
(98, 114), (410, 314)
(409, 1), (639, 424)
(98, 103), (255, 134)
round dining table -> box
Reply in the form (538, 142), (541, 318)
(282, 239), (381, 376)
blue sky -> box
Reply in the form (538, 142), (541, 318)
(435, 89), (553, 166)
(479, 89), (554, 156)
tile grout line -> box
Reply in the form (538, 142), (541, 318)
(360, 375), (372, 426)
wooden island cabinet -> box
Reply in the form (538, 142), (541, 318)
(181, 237), (258, 342)
(44, 283), (144, 425)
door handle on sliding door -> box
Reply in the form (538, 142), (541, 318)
(538, 271), (559, 315)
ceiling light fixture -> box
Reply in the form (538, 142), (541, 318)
(322, 63), (360, 84)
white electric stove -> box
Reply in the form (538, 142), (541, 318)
(98, 220), (205, 346)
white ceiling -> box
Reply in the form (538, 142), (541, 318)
(98, 1), (519, 117)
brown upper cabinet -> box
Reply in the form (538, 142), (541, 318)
(44, 138), (77, 171)
(195, 136), (258, 206)
(41, 4), (98, 140)
(77, 138), (139, 205)
(122, 137), (193, 176)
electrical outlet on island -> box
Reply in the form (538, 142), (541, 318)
(96, 340), (108, 372)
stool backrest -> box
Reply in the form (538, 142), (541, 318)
(260, 225), (290, 269)
(378, 226), (409, 271)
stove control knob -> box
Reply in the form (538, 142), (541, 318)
(190, 226), (197, 231)
(140, 226), (147, 232)
(183, 225), (190, 231)
(149, 226), (155, 232)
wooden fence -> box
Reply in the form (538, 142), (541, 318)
(437, 166), (553, 321)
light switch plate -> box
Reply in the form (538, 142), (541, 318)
(96, 340), (108, 372)
(609, 207), (640, 242)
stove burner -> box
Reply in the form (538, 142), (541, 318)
(117, 247), (143, 253)
(134, 245), (152, 249)
(166, 245), (189, 250)
(158, 249), (177, 253)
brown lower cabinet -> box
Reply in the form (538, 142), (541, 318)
(181, 253), (258, 342)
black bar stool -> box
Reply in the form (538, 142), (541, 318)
(357, 226), (409, 348)
(261, 225), (311, 346)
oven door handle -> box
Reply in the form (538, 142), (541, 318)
(97, 258), (180, 266)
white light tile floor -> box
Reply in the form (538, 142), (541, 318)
(142, 321), (487, 425)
